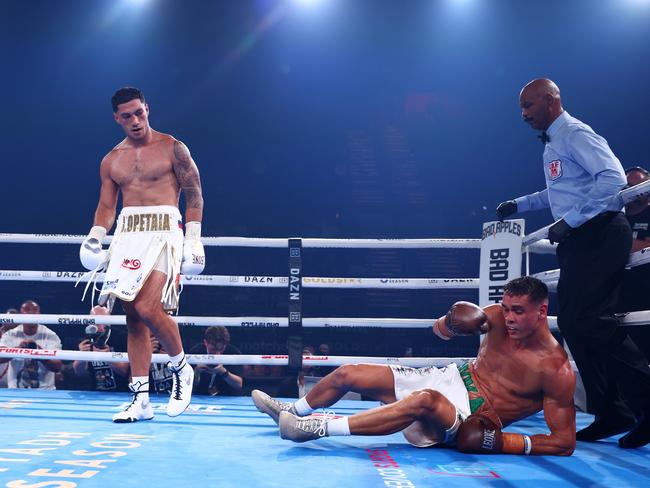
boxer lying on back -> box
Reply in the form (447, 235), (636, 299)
(252, 276), (576, 456)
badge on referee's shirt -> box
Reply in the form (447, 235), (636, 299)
(548, 160), (562, 180)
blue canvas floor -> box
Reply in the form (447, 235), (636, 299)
(1, 389), (649, 487)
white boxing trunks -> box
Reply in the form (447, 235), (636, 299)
(390, 363), (471, 447)
(98, 205), (183, 311)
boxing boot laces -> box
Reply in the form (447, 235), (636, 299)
(167, 359), (194, 417)
(251, 389), (298, 424)
(279, 410), (336, 442)
(113, 381), (154, 423)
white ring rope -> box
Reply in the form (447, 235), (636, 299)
(4, 311), (650, 332)
(0, 233), (559, 254)
(0, 234), (480, 249)
(0, 347), (471, 368)
(532, 248), (650, 289)
(0, 313), (438, 329)
(2, 312), (649, 330)
(523, 179), (650, 246)
(627, 247), (650, 269)
(0, 271), (480, 290)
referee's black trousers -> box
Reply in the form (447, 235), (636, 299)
(557, 212), (650, 417)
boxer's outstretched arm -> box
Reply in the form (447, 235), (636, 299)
(173, 140), (204, 223)
(93, 156), (119, 231)
(532, 360), (576, 455)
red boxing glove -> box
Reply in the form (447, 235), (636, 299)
(433, 302), (489, 340)
(457, 414), (531, 455)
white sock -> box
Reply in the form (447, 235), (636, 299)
(169, 351), (186, 369)
(326, 417), (350, 437)
(131, 376), (150, 401)
(293, 397), (314, 416)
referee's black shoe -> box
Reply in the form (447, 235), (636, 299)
(576, 413), (636, 442)
(619, 415), (650, 449)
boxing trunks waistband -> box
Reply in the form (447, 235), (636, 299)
(458, 362), (503, 427)
(458, 362), (485, 413)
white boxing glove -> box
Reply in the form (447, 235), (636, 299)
(181, 221), (205, 275)
(80, 226), (108, 271)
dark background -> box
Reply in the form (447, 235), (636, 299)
(1, 0), (649, 357)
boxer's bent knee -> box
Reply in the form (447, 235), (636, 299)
(403, 389), (446, 418)
(329, 364), (366, 389)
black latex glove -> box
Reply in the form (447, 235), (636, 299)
(548, 219), (572, 244)
(496, 200), (517, 221)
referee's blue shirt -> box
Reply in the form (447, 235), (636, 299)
(514, 111), (626, 228)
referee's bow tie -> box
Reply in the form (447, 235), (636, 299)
(538, 131), (550, 144)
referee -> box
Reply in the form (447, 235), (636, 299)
(496, 78), (650, 449)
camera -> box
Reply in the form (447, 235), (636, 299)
(85, 324), (110, 349)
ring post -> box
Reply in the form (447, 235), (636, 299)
(479, 219), (525, 306)
(288, 238), (303, 371)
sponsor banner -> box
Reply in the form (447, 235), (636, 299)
(58, 318), (96, 325)
(303, 277), (478, 289)
(0, 314), (290, 328)
(0, 270), (101, 282)
(34, 234), (84, 237)
(0, 271), (290, 287)
(479, 219), (525, 306)
(303, 277), (363, 285)
(1, 271), (482, 290)
(240, 321), (281, 327)
(182, 275), (286, 287)
(0, 346), (58, 357)
(366, 448), (417, 486)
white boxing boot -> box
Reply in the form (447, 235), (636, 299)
(113, 381), (154, 423)
(167, 359), (194, 417)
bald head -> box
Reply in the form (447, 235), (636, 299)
(521, 79), (561, 99)
(625, 167), (650, 215)
(519, 78), (564, 131)
(20, 299), (40, 335)
(20, 300), (40, 315)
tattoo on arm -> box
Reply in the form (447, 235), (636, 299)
(173, 140), (204, 212)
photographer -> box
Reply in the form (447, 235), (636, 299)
(191, 326), (243, 396)
(0, 300), (62, 390)
(149, 333), (174, 394)
(72, 305), (129, 391)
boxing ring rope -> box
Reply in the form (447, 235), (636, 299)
(2, 179), (649, 372)
(0, 270), (479, 289)
(520, 180), (650, 285)
(0, 313), (434, 329)
(531, 247), (650, 289)
(522, 178), (650, 246)
(2, 310), (649, 332)
(0, 233), (554, 253)
(0, 347), (472, 368)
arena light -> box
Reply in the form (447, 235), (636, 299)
(447, 0), (479, 6)
(292, 0), (325, 7)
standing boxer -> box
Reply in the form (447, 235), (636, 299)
(80, 87), (205, 422)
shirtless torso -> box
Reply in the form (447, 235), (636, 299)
(472, 304), (575, 427)
(96, 120), (202, 229)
